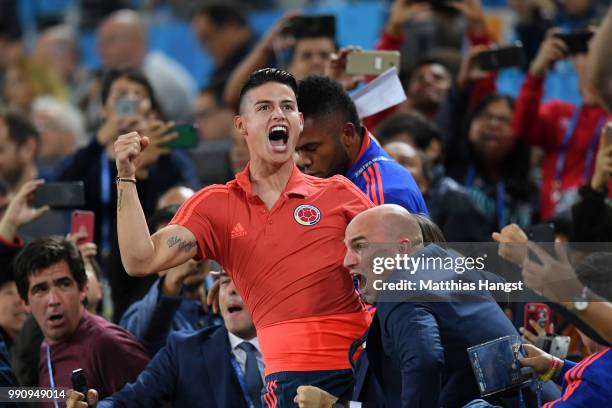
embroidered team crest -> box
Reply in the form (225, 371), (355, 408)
(293, 205), (321, 226)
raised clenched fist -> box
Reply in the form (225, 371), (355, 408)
(114, 131), (150, 178)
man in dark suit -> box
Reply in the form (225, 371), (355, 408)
(296, 205), (527, 408)
(67, 274), (264, 408)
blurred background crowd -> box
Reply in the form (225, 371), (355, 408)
(0, 0), (611, 406)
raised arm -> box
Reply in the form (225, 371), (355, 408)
(115, 132), (197, 277)
(588, 5), (612, 111)
(223, 12), (300, 111)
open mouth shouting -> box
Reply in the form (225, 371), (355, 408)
(47, 312), (65, 328)
(226, 302), (244, 315)
(268, 125), (289, 153)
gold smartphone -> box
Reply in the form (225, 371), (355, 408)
(346, 51), (401, 76)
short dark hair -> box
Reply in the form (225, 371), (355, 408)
(377, 111), (441, 150)
(194, 2), (247, 27)
(13, 236), (87, 302)
(100, 67), (163, 117)
(297, 75), (360, 129)
(0, 108), (40, 147)
(239, 68), (298, 112)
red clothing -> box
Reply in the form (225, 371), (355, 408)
(512, 73), (611, 220)
(171, 164), (373, 374)
(39, 311), (150, 406)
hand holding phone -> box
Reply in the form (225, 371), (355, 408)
(71, 211), (95, 246)
(71, 368), (88, 395)
(477, 44), (526, 71)
(346, 51), (401, 76)
(523, 303), (553, 335)
(554, 31), (594, 55)
(115, 96), (139, 118)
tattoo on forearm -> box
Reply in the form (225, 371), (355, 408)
(167, 236), (197, 253)
(117, 189), (123, 211)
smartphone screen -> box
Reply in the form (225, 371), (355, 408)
(115, 96), (138, 117)
(33, 182), (85, 208)
(162, 124), (199, 149)
(71, 211), (95, 245)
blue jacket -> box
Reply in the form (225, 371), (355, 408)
(99, 325), (248, 408)
(366, 245), (519, 408)
(546, 348), (612, 407)
(346, 131), (428, 215)
(120, 278), (221, 355)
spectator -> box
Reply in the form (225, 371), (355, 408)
(383, 140), (488, 241)
(31, 97), (87, 174)
(297, 205), (538, 407)
(230, 130), (249, 175)
(0, 108), (41, 193)
(68, 274), (263, 408)
(519, 251), (612, 407)
(33, 25), (93, 108)
(0, 274), (26, 354)
(360, 0), (492, 130)
(189, 86), (236, 185)
(2, 57), (68, 114)
(120, 204), (221, 355)
(194, 87), (235, 141)
(55, 67), (198, 321)
(572, 123), (612, 242)
(588, 3), (612, 110)
(512, 28), (609, 220)
(192, 2), (258, 100)
(0, 179), (49, 387)
(295, 75), (428, 214)
(376, 110), (443, 165)
(97, 9), (197, 122)
(12, 236), (150, 403)
(447, 93), (536, 234)
(223, 11), (336, 110)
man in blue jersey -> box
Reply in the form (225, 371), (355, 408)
(296, 76), (428, 214)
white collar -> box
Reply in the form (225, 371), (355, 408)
(228, 331), (261, 354)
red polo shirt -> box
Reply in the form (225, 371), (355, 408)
(171, 163), (373, 374)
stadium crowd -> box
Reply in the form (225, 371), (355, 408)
(0, 0), (611, 407)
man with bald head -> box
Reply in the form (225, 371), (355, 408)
(296, 205), (520, 407)
(97, 9), (196, 121)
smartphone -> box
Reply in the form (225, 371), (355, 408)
(71, 211), (95, 245)
(71, 368), (88, 395)
(527, 223), (555, 261)
(115, 96), (138, 117)
(477, 44), (526, 71)
(554, 31), (594, 55)
(33, 182), (85, 208)
(524, 303), (553, 335)
(414, 0), (457, 11)
(346, 51), (401, 76)
(162, 124), (199, 149)
(284, 15), (336, 39)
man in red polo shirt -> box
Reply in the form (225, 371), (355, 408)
(114, 68), (372, 407)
